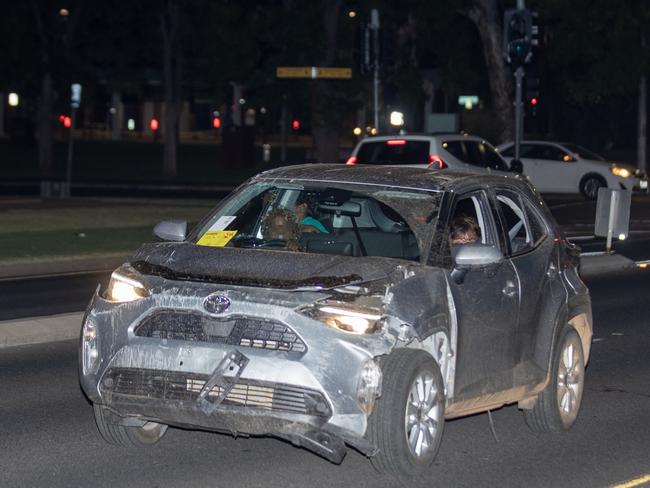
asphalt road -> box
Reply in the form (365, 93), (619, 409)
(0, 271), (110, 321)
(1, 270), (649, 488)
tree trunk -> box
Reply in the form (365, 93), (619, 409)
(37, 72), (54, 177)
(638, 73), (647, 173)
(467, 0), (514, 144)
(312, 1), (342, 163)
(0, 92), (5, 137)
(161, 2), (180, 180)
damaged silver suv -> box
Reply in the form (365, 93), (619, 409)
(79, 164), (592, 478)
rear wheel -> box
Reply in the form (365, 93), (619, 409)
(367, 349), (445, 478)
(524, 326), (585, 432)
(580, 175), (606, 200)
(93, 403), (168, 447)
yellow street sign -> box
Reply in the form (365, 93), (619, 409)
(316, 67), (352, 79)
(276, 67), (312, 78)
(276, 67), (352, 79)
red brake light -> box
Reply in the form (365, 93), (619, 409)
(386, 139), (407, 146)
(345, 156), (358, 165)
(428, 154), (447, 169)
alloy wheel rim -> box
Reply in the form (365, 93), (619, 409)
(404, 371), (442, 459)
(584, 179), (601, 199)
(556, 337), (584, 424)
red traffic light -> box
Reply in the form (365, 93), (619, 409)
(150, 118), (159, 131)
(530, 97), (538, 106)
(212, 116), (221, 129)
(292, 119), (300, 131)
(63, 116), (72, 128)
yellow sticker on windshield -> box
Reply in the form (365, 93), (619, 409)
(197, 230), (238, 247)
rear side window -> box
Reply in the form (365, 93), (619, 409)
(526, 144), (568, 161)
(356, 141), (430, 164)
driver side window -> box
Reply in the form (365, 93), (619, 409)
(448, 192), (495, 247)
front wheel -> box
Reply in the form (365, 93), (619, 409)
(367, 349), (445, 478)
(580, 175), (606, 200)
(524, 326), (585, 432)
(93, 403), (168, 447)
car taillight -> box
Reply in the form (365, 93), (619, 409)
(428, 154), (447, 169)
(386, 139), (407, 146)
(345, 156), (357, 165)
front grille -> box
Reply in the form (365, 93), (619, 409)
(101, 367), (330, 417)
(134, 310), (307, 354)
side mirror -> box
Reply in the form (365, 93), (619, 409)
(510, 159), (524, 174)
(451, 243), (504, 284)
(153, 220), (187, 242)
(453, 243), (504, 269)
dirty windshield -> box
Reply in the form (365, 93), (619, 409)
(194, 181), (441, 262)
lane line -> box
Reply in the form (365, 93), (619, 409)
(611, 474), (650, 488)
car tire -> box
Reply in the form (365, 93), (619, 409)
(580, 174), (606, 200)
(524, 326), (585, 432)
(93, 403), (168, 447)
(367, 349), (445, 478)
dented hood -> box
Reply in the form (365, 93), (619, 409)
(129, 242), (405, 290)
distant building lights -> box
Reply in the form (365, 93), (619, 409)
(8, 93), (19, 107)
(353, 127), (362, 136)
(59, 8), (69, 17)
(348, 10), (357, 18)
(63, 116), (72, 128)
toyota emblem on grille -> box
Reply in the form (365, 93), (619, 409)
(203, 294), (231, 314)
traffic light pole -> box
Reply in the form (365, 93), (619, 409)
(371, 9), (380, 131)
(514, 66), (524, 160)
(65, 106), (76, 198)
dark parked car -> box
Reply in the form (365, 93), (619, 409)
(80, 165), (592, 478)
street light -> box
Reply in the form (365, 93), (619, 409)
(389, 111), (404, 127)
(8, 93), (19, 107)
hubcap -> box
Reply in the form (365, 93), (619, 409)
(404, 371), (442, 459)
(556, 337), (584, 425)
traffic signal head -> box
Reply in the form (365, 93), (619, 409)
(503, 9), (533, 67)
(292, 119), (300, 131)
(212, 116), (221, 129)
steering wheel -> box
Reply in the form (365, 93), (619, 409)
(257, 239), (288, 248)
(231, 236), (287, 249)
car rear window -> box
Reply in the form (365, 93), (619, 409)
(442, 140), (508, 170)
(356, 140), (430, 164)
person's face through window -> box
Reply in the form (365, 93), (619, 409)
(266, 215), (293, 240)
(449, 215), (480, 245)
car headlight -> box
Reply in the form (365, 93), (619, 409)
(82, 318), (100, 375)
(106, 271), (149, 302)
(611, 166), (632, 178)
(302, 302), (383, 335)
(357, 359), (382, 415)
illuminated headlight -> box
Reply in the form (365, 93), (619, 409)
(82, 318), (100, 375)
(357, 359), (382, 415)
(106, 271), (149, 302)
(302, 302), (383, 335)
(611, 166), (632, 178)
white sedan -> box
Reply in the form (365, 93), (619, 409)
(497, 140), (647, 199)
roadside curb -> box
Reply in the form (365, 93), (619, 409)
(579, 253), (636, 277)
(0, 312), (84, 349)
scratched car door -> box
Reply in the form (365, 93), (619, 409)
(445, 190), (520, 402)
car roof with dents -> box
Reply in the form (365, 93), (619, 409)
(252, 164), (526, 193)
